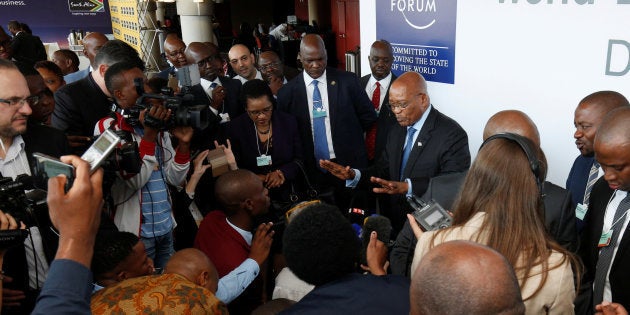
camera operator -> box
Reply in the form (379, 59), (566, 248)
(0, 59), (72, 314)
(0, 210), (26, 311)
(94, 61), (192, 270)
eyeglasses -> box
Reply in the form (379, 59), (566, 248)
(389, 93), (425, 110)
(0, 95), (39, 107)
(166, 48), (185, 58)
(247, 106), (273, 117)
(259, 62), (280, 72)
(197, 55), (218, 68)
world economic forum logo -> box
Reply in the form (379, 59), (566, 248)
(390, 0), (438, 30)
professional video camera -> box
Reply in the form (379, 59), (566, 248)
(0, 175), (41, 248)
(123, 78), (210, 130)
(407, 194), (452, 231)
(101, 129), (142, 175)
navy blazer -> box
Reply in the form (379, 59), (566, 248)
(365, 106), (470, 232)
(566, 154), (596, 206)
(577, 178), (630, 313)
(226, 110), (302, 181)
(359, 73), (398, 161)
(277, 68), (377, 177)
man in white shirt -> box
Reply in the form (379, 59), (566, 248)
(228, 44), (262, 83)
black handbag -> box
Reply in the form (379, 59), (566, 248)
(271, 160), (335, 214)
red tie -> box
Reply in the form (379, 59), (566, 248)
(365, 82), (380, 160)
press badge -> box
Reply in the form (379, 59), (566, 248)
(219, 113), (230, 123)
(257, 154), (272, 166)
(312, 108), (327, 118)
(575, 203), (588, 220)
(598, 230), (613, 247)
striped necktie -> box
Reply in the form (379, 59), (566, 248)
(583, 161), (601, 205)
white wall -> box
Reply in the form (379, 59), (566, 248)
(360, 0), (630, 186)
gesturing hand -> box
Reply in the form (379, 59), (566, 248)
(319, 160), (355, 180)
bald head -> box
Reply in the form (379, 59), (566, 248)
(259, 50), (283, 81)
(483, 110), (540, 147)
(165, 248), (219, 293)
(411, 241), (525, 315)
(300, 34), (327, 79)
(389, 72), (429, 127)
(215, 169), (268, 217)
(595, 107), (630, 148)
(82, 32), (109, 68)
(164, 35), (187, 68)
(228, 44), (257, 80)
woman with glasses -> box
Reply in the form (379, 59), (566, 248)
(226, 79), (302, 206)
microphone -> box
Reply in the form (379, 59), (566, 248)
(360, 215), (392, 265)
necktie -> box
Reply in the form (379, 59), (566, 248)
(365, 82), (380, 160)
(400, 126), (416, 180)
(312, 80), (330, 169)
(583, 161), (601, 205)
(592, 193), (630, 305)
(206, 82), (218, 98)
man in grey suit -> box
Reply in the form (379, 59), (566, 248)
(390, 110), (578, 276)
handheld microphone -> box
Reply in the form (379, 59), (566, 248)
(360, 215), (392, 265)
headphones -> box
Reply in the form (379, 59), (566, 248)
(479, 133), (544, 193)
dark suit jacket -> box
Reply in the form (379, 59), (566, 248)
(156, 66), (175, 80)
(10, 32), (46, 67)
(277, 68), (377, 178)
(52, 73), (112, 153)
(280, 274), (410, 315)
(283, 65), (300, 81)
(365, 107), (470, 231)
(227, 111), (302, 181)
(567, 155), (596, 207)
(577, 178), (630, 313)
(188, 76), (243, 151)
(390, 171), (578, 276)
(359, 73), (398, 161)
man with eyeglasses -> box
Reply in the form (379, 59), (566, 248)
(320, 71), (470, 233)
(25, 73), (55, 126)
(157, 34), (188, 80)
(258, 51), (299, 96)
(0, 59), (71, 315)
(185, 42), (243, 150)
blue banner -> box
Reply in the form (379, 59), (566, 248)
(376, 0), (458, 84)
(0, 0), (112, 47)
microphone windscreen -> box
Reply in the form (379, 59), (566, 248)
(360, 215), (392, 265)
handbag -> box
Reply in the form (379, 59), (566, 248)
(271, 160), (335, 214)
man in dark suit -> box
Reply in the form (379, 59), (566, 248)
(566, 91), (629, 228)
(52, 40), (143, 154)
(390, 110), (578, 276)
(277, 34), (377, 209)
(360, 40), (397, 164)
(577, 107), (630, 314)
(157, 34), (188, 80)
(7, 21), (46, 73)
(258, 50), (299, 96)
(184, 42), (242, 150)
(321, 71), (470, 232)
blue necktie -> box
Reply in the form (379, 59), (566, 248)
(400, 126), (416, 180)
(312, 80), (330, 169)
(207, 82), (218, 98)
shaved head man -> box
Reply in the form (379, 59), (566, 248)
(390, 109), (577, 276)
(186, 42), (221, 82)
(411, 240), (525, 315)
(577, 107), (630, 312)
(228, 44), (261, 83)
(165, 248), (219, 293)
(567, 91), (629, 210)
(164, 34), (187, 69)
(65, 32), (109, 83)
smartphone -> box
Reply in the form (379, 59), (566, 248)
(81, 129), (121, 173)
(32, 152), (75, 191)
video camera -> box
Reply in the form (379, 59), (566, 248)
(123, 78), (210, 130)
(407, 194), (452, 231)
(0, 175), (41, 249)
